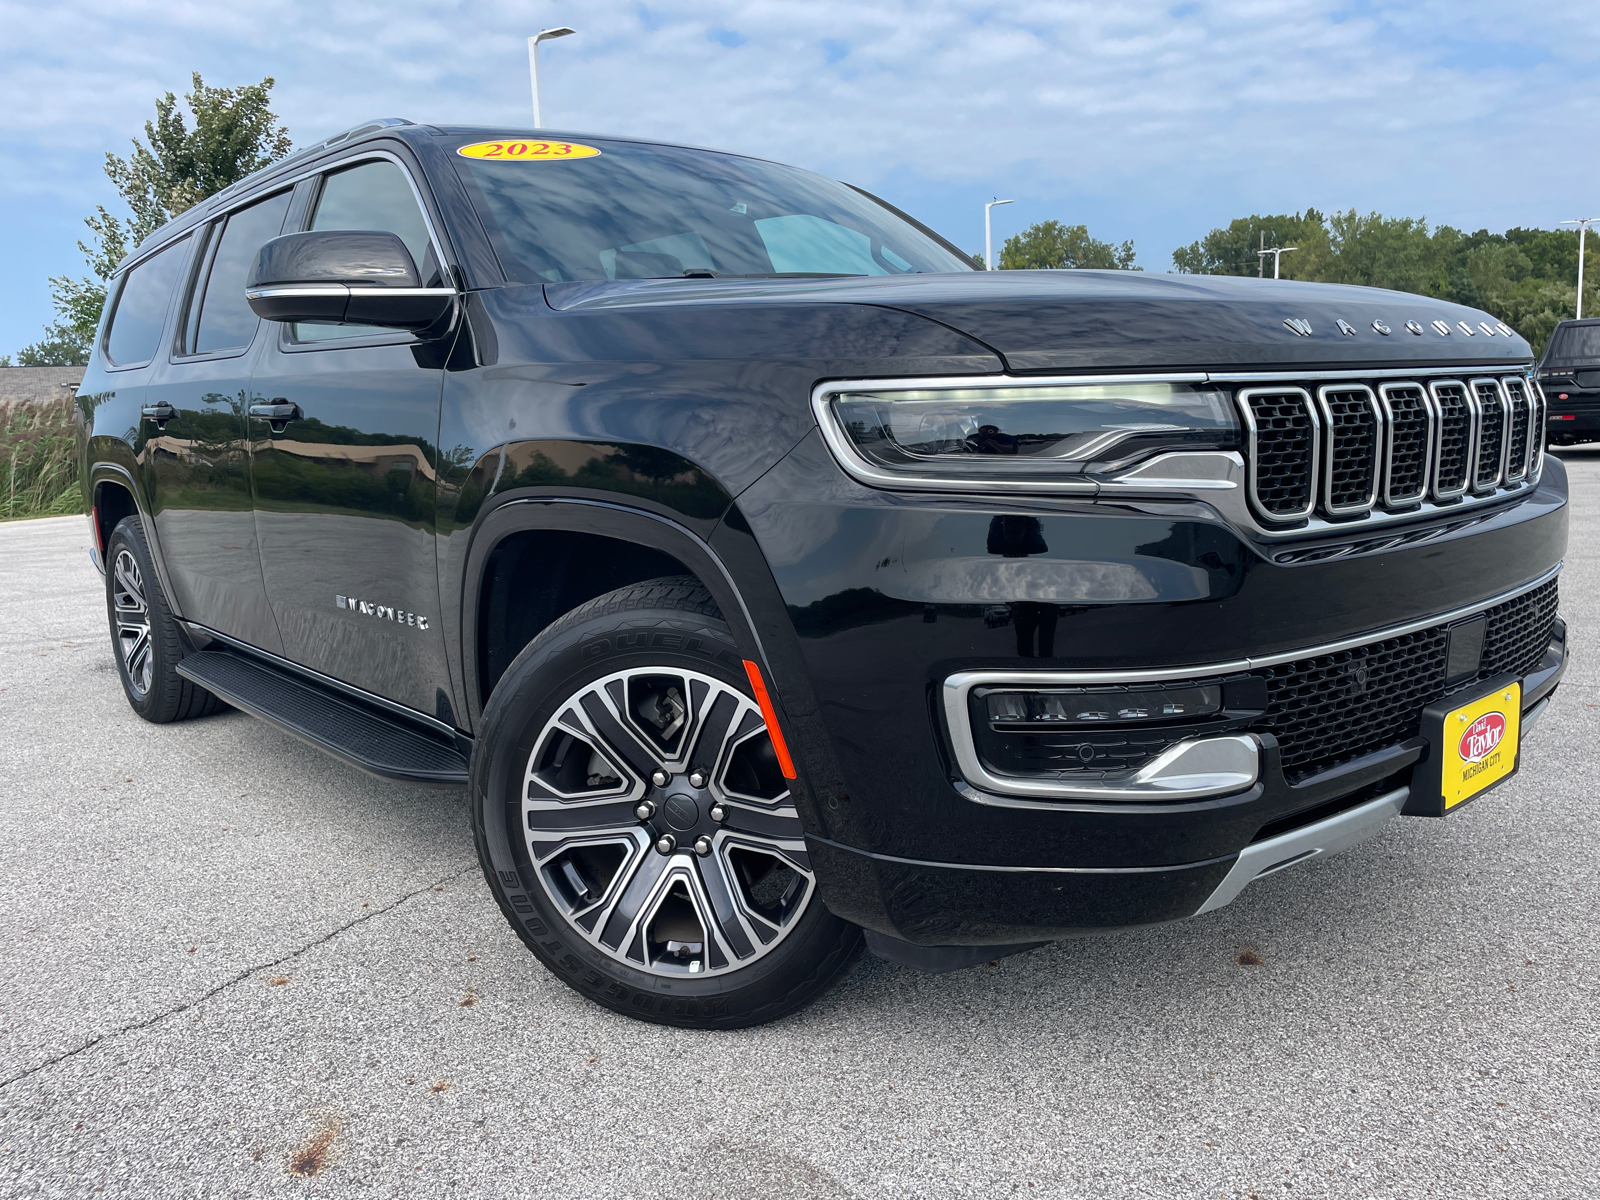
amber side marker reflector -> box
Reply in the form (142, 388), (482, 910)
(90, 505), (102, 555)
(742, 659), (797, 780)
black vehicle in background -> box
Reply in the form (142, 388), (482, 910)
(1538, 317), (1600, 445)
(77, 120), (1568, 1028)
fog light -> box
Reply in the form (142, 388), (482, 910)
(981, 684), (1222, 728)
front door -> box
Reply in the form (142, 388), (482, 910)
(143, 189), (294, 653)
(248, 154), (458, 718)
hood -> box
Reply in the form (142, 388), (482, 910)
(543, 271), (1532, 373)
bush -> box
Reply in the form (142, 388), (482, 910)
(2, 398), (83, 519)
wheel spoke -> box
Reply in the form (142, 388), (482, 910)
(579, 691), (666, 779)
(113, 556), (145, 609)
(124, 630), (152, 684)
(597, 844), (673, 951)
(689, 842), (758, 960)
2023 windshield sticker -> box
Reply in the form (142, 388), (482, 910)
(456, 140), (601, 161)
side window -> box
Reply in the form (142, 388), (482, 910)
(294, 159), (441, 344)
(103, 235), (191, 368)
(188, 190), (293, 355)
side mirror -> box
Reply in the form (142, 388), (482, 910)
(245, 230), (455, 331)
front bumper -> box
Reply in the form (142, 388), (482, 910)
(734, 432), (1570, 946)
(811, 624), (1563, 945)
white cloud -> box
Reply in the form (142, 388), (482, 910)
(3, 0), (1597, 343)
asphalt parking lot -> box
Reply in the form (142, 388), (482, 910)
(3, 459), (1598, 1199)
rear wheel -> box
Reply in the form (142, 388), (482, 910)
(104, 517), (224, 723)
(471, 576), (860, 1028)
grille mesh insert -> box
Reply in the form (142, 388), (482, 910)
(1261, 578), (1557, 779)
(1503, 378), (1530, 480)
(1245, 392), (1316, 516)
(1473, 381), (1506, 490)
(1432, 383), (1472, 496)
(1481, 578), (1559, 678)
(1382, 385), (1431, 503)
(1321, 389), (1378, 511)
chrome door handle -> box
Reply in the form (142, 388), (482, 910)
(140, 402), (177, 427)
(248, 402), (301, 433)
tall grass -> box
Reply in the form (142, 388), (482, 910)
(2, 398), (83, 520)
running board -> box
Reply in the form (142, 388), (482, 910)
(176, 649), (470, 785)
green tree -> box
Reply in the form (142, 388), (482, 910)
(15, 73), (292, 365)
(1173, 209), (1600, 355)
(1171, 211), (1327, 277)
(999, 220), (1139, 270)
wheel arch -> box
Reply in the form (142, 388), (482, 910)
(86, 461), (185, 614)
(460, 497), (774, 727)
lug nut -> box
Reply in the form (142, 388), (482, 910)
(709, 803), (726, 822)
(650, 768), (670, 788)
(688, 770), (707, 789)
(693, 835), (713, 857)
(655, 834), (677, 855)
(634, 800), (656, 821)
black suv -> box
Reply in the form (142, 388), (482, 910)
(77, 121), (1568, 1028)
(1538, 317), (1600, 445)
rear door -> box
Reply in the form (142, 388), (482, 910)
(142, 188), (294, 652)
(247, 152), (458, 718)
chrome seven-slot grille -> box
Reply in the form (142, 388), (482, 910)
(1237, 373), (1544, 524)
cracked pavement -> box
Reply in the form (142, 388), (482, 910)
(2, 458), (1598, 1197)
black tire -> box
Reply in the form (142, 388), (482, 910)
(104, 517), (225, 723)
(471, 575), (860, 1029)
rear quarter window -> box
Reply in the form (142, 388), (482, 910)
(104, 235), (191, 367)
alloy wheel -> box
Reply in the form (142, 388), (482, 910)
(523, 667), (814, 978)
(112, 548), (153, 696)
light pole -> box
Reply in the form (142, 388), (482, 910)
(528, 26), (575, 129)
(984, 198), (1012, 271)
(1561, 218), (1596, 319)
(1256, 245), (1298, 279)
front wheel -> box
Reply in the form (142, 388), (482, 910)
(471, 577), (860, 1029)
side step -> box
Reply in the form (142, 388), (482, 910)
(176, 649), (470, 785)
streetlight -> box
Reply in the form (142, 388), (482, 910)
(984, 198), (1012, 272)
(1561, 218), (1596, 319)
(1256, 245), (1298, 279)
(528, 27), (575, 129)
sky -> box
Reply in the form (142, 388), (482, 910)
(2, 0), (1598, 352)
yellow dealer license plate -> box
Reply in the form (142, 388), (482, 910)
(1441, 681), (1521, 810)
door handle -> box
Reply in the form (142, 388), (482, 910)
(249, 401), (301, 433)
(140, 402), (177, 428)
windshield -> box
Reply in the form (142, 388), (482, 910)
(1548, 322), (1600, 365)
(450, 135), (973, 285)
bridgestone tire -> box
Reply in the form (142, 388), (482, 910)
(471, 576), (861, 1029)
(104, 517), (225, 723)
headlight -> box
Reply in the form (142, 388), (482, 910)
(816, 378), (1240, 491)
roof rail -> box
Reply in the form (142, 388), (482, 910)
(122, 118), (417, 268)
(199, 118), (416, 213)
(307, 116), (415, 154)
